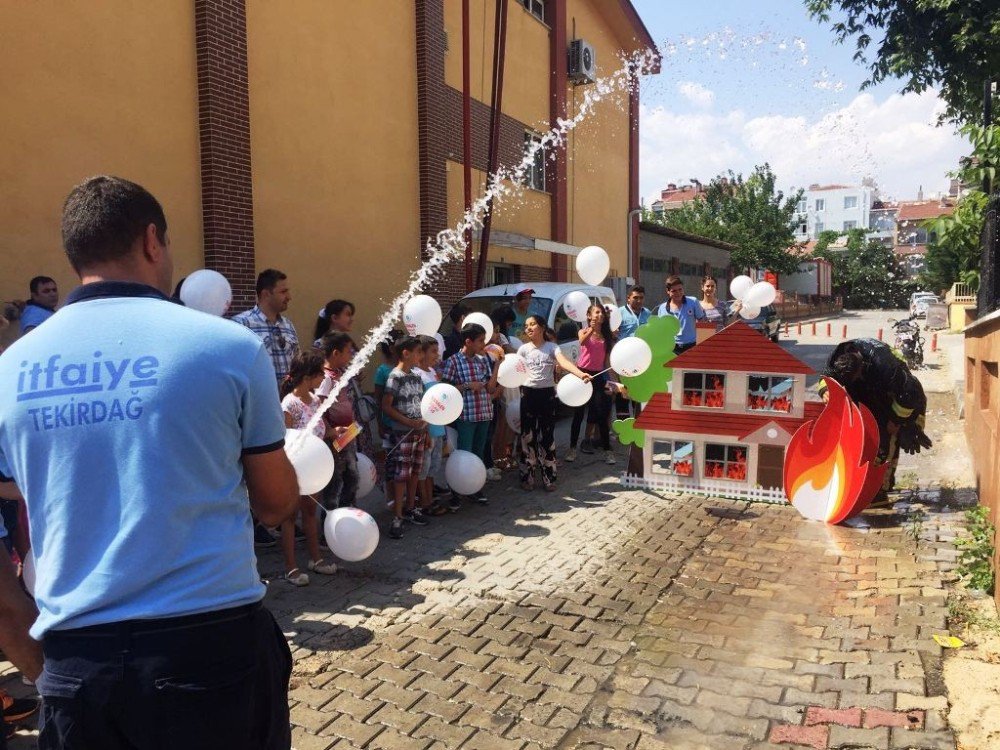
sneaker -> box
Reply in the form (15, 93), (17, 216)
(433, 484), (450, 496)
(283, 569), (309, 587)
(487, 467), (502, 481)
(842, 516), (871, 530)
(868, 490), (892, 509)
(308, 558), (338, 575)
(402, 509), (414, 523)
(565, 448), (577, 462)
(473, 491), (489, 505)
(410, 508), (429, 526)
(448, 495), (462, 512)
(389, 518), (404, 539)
(427, 502), (449, 516)
(580, 439), (595, 455)
(605, 450), (617, 465)
(253, 524), (277, 548)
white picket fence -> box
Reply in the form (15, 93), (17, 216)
(620, 473), (789, 505)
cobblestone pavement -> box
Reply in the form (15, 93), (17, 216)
(253, 443), (967, 750)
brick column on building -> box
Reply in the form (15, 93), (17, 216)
(547, 0), (568, 282)
(194, 0), (256, 312)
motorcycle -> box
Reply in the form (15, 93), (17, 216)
(888, 316), (924, 369)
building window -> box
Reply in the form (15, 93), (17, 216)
(651, 439), (694, 476)
(815, 221), (824, 234)
(519, 0), (545, 22)
(524, 132), (546, 191)
(704, 443), (748, 480)
(797, 199), (807, 213)
(844, 196), (858, 209)
(797, 221), (807, 234)
(682, 372), (726, 408)
(843, 220), (857, 231)
(815, 198), (825, 211)
(747, 375), (794, 413)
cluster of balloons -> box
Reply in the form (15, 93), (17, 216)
(729, 275), (777, 320)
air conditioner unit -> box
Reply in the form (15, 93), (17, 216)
(568, 39), (596, 85)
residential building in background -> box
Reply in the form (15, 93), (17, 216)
(0, 0), (656, 342)
(792, 184), (875, 241)
(868, 201), (899, 248)
(649, 182), (705, 217)
(893, 199), (955, 277)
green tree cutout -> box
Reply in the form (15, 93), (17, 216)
(611, 316), (679, 447)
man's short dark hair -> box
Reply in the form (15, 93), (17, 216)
(490, 305), (516, 327)
(256, 269), (287, 296)
(460, 323), (486, 344)
(396, 336), (421, 357)
(29, 276), (56, 295)
(665, 275), (682, 289)
(449, 304), (472, 325)
(61, 176), (168, 273)
(628, 285), (645, 296)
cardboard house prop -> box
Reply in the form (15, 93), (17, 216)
(623, 321), (823, 503)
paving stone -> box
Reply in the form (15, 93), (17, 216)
(829, 724), (890, 749)
(768, 723), (829, 749)
(805, 706), (863, 727)
(864, 708), (925, 729)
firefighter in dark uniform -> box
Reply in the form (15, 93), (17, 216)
(818, 338), (933, 506)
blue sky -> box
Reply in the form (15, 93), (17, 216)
(629, 0), (969, 204)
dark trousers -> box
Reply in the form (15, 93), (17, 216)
(569, 370), (610, 450)
(518, 386), (557, 487)
(37, 602), (291, 750)
(323, 442), (359, 509)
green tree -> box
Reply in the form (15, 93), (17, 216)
(647, 165), (804, 275)
(806, 0), (1000, 124)
(814, 229), (913, 308)
(922, 124), (1000, 292)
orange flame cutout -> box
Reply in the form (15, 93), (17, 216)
(783, 379), (887, 524)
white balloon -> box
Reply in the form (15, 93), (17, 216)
(507, 335), (523, 350)
(323, 507), (379, 562)
(462, 312), (494, 342)
(610, 337), (653, 377)
(556, 374), (593, 407)
(355, 452), (377, 500)
(445, 450), (487, 496)
(744, 281), (777, 307)
(563, 291), (591, 323)
(730, 275), (754, 301)
(497, 353), (530, 388)
(505, 399), (521, 433)
(433, 332), (445, 353)
(402, 295), (442, 336)
(421, 383), (464, 425)
(180, 269), (232, 316)
(576, 245), (610, 286)
(284, 428), (335, 496)
(739, 304), (761, 320)
(445, 426), (458, 451)
(22, 549), (35, 596)
(607, 305), (623, 332)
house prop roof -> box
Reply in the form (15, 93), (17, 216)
(665, 320), (816, 375)
(634, 393), (825, 439)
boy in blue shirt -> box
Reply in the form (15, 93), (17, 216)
(655, 275), (706, 354)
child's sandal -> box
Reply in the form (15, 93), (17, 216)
(308, 559), (337, 575)
(283, 568), (309, 586)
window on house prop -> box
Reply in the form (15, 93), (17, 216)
(524, 132), (546, 191)
(682, 372), (726, 407)
(650, 439), (695, 476)
(704, 443), (747, 480)
(746, 375), (794, 413)
(519, 0), (545, 22)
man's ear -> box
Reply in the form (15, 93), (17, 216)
(140, 223), (163, 264)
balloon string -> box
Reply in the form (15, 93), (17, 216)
(308, 494), (328, 515)
(385, 429), (414, 457)
(590, 366), (613, 378)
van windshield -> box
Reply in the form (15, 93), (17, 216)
(440, 296), (553, 334)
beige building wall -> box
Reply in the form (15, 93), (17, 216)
(0, 2), (204, 313)
(246, 0), (421, 343)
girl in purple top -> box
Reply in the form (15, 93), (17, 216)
(567, 304), (616, 465)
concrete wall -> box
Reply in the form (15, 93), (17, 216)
(0, 2), (204, 309)
(963, 312), (1000, 608)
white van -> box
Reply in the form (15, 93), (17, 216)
(444, 282), (618, 362)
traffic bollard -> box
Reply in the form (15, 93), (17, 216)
(797, 322), (802, 336)
(842, 324), (847, 339)
(811, 322), (816, 336)
(877, 328), (883, 341)
(826, 322), (831, 337)
(932, 333), (938, 352)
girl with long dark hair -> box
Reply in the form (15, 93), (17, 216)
(566, 304), (616, 465)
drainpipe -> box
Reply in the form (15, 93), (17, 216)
(462, 0), (473, 293)
(627, 208), (642, 283)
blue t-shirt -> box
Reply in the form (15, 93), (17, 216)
(0, 281), (286, 638)
(617, 305), (651, 339)
(656, 296), (706, 346)
(19, 302), (55, 334)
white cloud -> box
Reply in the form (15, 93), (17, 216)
(640, 89), (969, 204)
(676, 81), (716, 108)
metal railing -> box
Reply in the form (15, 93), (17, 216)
(946, 282), (978, 305)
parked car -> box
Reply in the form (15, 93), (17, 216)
(728, 302), (781, 342)
(909, 292), (939, 318)
(444, 282), (617, 362)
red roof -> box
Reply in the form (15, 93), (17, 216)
(658, 186), (703, 204)
(894, 244), (927, 257)
(808, 184), (852, 191)
(897, 200), (954, 222)
(635, 393), (824, 437)
(666, 320), (815, 374)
